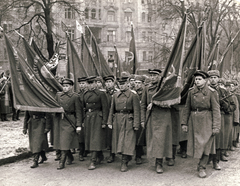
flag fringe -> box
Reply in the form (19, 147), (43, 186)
(15, 105), (64, 113)
(152, 97), (181, 107)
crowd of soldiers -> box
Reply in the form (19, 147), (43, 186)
(12, 68), (240, 178)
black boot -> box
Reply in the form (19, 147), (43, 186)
(57, 150), (67, 170)
(66, 150), (74, 165)
(212, 152), (221, 170)
(16, 110), (20, 120)
(155, 158), (163, 174)
(121, 155), (128, 172)
(220, 150), (228, 161)
(107, 153), (115, 163)
(96, 151), (104, 164)
(31, 153), (40, 168)
(135, 145), (143, 165)
(179, 140), (187, 158)
(198, 154), (208, 178)
(167, 145), (176, 166)
(88, 151), (97, 170)
(79, 143), (85, 161)
(55, 149), (61, 161)
(38, 151), (47, 164)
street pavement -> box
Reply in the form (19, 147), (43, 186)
(1, 149), (240, 186)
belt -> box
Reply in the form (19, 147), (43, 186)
(86, 109), (101, 113)
(116, 110), (133, 114)
(32, 115), (45, 119)
(191, 108), (211, 112)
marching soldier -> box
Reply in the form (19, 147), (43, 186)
(78, 77), (88, 161)
(141, 69), (173, 174)
(134, 75), (145, 164)
(107, 76), (140, 172)
(83, 76), (108, 170)
(103, 75), (118, 163)
(53, 78), (83, 170)
(181, 70), (221, 178)
(23, 111), (51, 168)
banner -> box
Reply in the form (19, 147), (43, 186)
(128, 24), (137, 74)
(114, 46), (123, 78)
(4, 34), (63, 112)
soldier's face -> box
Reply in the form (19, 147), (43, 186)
(79, 81), (87, 89)
(135, 80), (143, 90)
(195, 76), (206, 88)
(150, 74), (159, 83)
(218, 83), (225, 89)
(63, 84), (72, 93)
(119, 82), (129, 91)
(105, 80), (114, 89)
(88, 82), (97, 90)
(209, 76), (219, 86)
(96, 81), (103, 89)
(129, 79), (135, 86)
(230, 84), (236, 92)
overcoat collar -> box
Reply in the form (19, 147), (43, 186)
(116, 89), (131, 98)
(192, 84), (208, 96)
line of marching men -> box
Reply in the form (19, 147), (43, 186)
(22, 69), (240, 178)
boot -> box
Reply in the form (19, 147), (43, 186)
(79, 143), (85, 161)
(224, 150), (229, 157)
(198, 167), (207, 178)
(135, 145), (143, 165)
(155, 158), (163, 174)
(120, 155), (128, 172)
(70, 149), (76, 154)
(166, 157), (175, 166)
(30, 153), (40, 168)
(88, 151), (97, 170)
(107, 153), (115, 163)
(55, 149), (61, 161)
(220, 150), (228, 162)
(212, 154), (221, 170)
(66, 150), (74, 165)
(16, 110), (20, 120)
(207, 154), (212, 165)
(38, 151), (47, 164)
(57, 150), (67, 170)
(96, 151), (104, 164)
(181, 150), (187, 158)
(198, 154), (209, 178)
(167, 145), (176, 166)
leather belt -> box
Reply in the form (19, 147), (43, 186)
(32, 115), (45, 119)
(191, 108), (211, 112)
(116, 110), (133, 114)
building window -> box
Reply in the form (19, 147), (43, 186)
(126, 31), (131, 42)
(67, 29), (75, 40)
(99, 9), (101, 20)
(107, 11), (115, 21)
(142, 31), (146, 41)
(148, 51), (153, 62)
(107, 30), (116, 42)
(3, 24), (7, 31)
(148, 14), (151, 22)
(65, 8), (75, 19)
(91, 9), (96, 19)
(143, 51), (147, 61)
(142, 12), (145, 22)
(148, 32), (152, 42)
(85, 8), (89, 19)
(124, 12), (132, 22)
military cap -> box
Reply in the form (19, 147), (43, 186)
(86, 76), (96, 83)
(121, 71), (130, 78)
(95, 76), (103, 83)
(135, 75), (145, 82)
(225, 80), (232, 87)
(61, 78), (74, 85)
(218, 78), (226, 85)
(117, 76), (129, 85)
(148, 69), (162, 75)
(208, 70), (220, 77)
(78, 77), (87, 82)
(193, 70), (209, 79)
(103, 75), (115, 82)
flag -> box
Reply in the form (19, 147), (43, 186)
(61, 21), (68, 32)
(4, 34), (63, 112)
(67, 36), (88, 92)
(30, 39), (48, 63)
(114, 46), (123, 78)
(128, 24), (137, 74)
(207, 39), (220, 70)
(22, 38), (63, 97)
(152, 14), (187, 107)
(76, 20), (83, 33)
(81, 35), (100, 76)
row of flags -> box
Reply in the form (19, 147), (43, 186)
(3, 16), (240, 112)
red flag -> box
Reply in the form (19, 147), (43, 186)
(152, 14), (187, 106)
(4, 34), (63, 112)
(67, 36), (88, 92)
(128, 24), (137, 74)
(30, 39), (48, 63)
(22, 38), (63, 96)
(114, 46), (123, 78)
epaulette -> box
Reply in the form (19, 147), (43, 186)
(130, 90), (137, 94)
(208, 86), (216, 92)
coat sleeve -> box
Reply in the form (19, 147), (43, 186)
(232, 95), (239, 123)
(100, 91), (109, 125)
(132, 93), (140, 128)
(210, 91), (221, 130)
(23, 111), (30, 130)
(140, 87), (147, 123)
(107, 95), (115, 126)
(75, 94), (83, 127)
(181, 91), (191, 126)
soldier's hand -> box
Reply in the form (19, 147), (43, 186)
(212, 128), (220, 135)
(76, 127), (82, 133)
(141, 122), (145, 128)
(134, 127), (138, 131)
(108, 125), (112, 129)
(102, 124), (106, 129)
(181, 125), (188, 133)
(44, 129), (50, 134)
(22, 129), (27, 135)
(147, 103), (153, 111)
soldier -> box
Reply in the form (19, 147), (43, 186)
(77, 77), (88, 161)
(95, 76), (104, 90)
(83, 76), (108, 170)
(141, 69), (173, 174)
(103, 75), (118, 163)
(208, 70), (236, 170)
(129, 74), (135, 90)
(181, 70), (221, 178)
(53, 78), (83, 170)
(134, 75), (145, 164)
(107, 76), (140, 172)
(23, 111), (51, 168)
